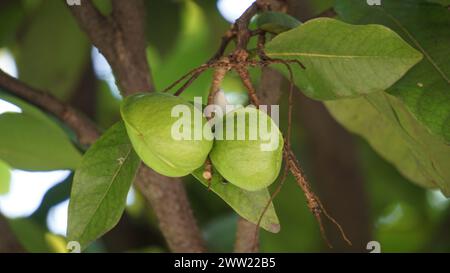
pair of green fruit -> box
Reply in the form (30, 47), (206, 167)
(120, 93), (283, 192)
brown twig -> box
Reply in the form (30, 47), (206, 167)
(174, 70), (205, 97)
(234, 2), (261, 50)
(235, 57), (350, 248)
(154, 0), (349, 251)
(242, 10), (351, 246)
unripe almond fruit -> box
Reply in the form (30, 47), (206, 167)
(121, 93), (213, 177)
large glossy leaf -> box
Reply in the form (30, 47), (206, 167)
(265, 18), (422, 100)
(335, 0), (450, 143)
(0, 159), (10, 195)
(0, 93), (82, 171)
(192, 167), (280, 233)
(16, 0), (89, 100)
(325, 92), (450, 196)
(68, 122), (140, 250)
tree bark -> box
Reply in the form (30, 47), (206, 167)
(234, 218), (259, 253)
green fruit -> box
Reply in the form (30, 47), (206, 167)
(121, 93), (213, 177)
(210, 107), (284, 191)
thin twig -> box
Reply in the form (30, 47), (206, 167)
(253, 161), (289, 248)
(162, 64), (208, 93)
(235, 218), (259, 253)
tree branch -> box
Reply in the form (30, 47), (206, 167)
(68, 0), (205, 252)
(296, 94), (371, 251)
(0, 68), (205, 252)
(69, 0), (154, 93)
(135, 167), (205, 252)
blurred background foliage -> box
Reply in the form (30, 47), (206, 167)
(0, 0), (449, 253)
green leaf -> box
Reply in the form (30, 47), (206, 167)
(192, 167), (280, 233)
(254, 11), (301, 34)
(335, 0), (450, 144)
(0, 159), (11, 195)
(0, 93), (82, 170)
(68, 122), (140, 250)
(7, 218), (55, 253)
(16, 0), (89, 100)
(265, 18), (422, 100)
(325, 92), (450, 196)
